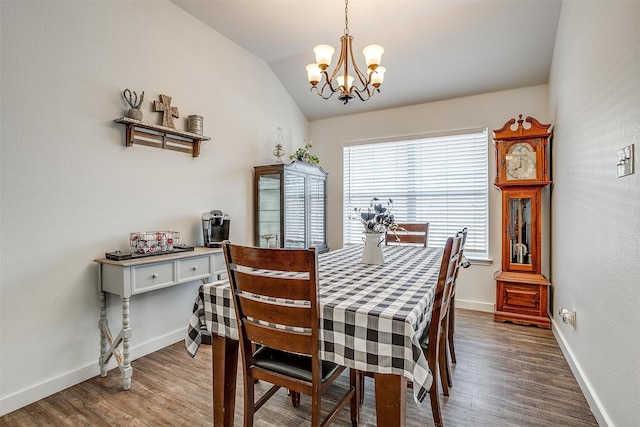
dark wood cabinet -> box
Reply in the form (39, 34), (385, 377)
(254, 162), (328, 253)
(493, 115), (551, 328)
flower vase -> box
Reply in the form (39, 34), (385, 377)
(362, 232), (384, 264)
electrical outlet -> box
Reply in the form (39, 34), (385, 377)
(558, 307), (576, 327)
(617, 144), (634, 177)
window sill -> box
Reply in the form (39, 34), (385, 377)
(465, 256), (492, 266)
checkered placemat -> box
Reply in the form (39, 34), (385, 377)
(185, 244), (442, 406)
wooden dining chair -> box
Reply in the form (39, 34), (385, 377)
(222, 241), (360, 427)
(434, 229), (466, 396)
(358, 234), (459, 427)
(420, 233), (461, 426)
(385, 222), (429, 247)
(444, 227), (468, 390)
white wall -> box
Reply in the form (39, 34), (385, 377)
(0, 1), (308, 415)
(310, 85), (550, 313)
(548, 1), (640, 426)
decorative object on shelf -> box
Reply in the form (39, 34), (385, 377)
(153, 94), (180, 128)
(290, 140), (319, 165)
(187, 115), (203, 135)
(114, 117), (211, 157)
(272, 127), (286, 163)
(305, 0), (386, 104)
(122, 89), (144, 120)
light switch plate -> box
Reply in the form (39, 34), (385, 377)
(617, 144), (634, 177)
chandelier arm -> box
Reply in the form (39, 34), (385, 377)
(312, 81), (338, 100)
(327, 49), (346, 84)
(350, 85), (378, 102)
(320, 70), (338, 94)
(327, 35), (350, 96)
(347, 39), (369, 89)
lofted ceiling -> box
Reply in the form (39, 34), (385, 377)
(171, 0), (562, 121)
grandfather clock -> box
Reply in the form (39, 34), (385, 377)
(493, 115), (551, 329)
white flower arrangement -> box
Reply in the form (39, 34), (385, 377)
(352, 197), (403, 234)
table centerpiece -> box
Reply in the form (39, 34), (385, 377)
(352, 197), (403, 264)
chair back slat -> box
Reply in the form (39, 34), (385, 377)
(243, 322), (314, 356)
(386, 222), (429, 247)
(398, 223), (429, 232)
(227, 244), (313, 272)
(237, 294), (313, 329)
(233, 270), (311, 301)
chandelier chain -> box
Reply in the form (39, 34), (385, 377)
(344, 0), (349, 35)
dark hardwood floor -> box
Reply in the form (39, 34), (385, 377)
(1, 309), (598, 426)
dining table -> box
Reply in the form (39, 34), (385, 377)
(185, 244), (443, 427)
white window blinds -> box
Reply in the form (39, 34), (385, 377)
(343, 129), (489, 257)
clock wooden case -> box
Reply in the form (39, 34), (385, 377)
(493, 115), (551, 329)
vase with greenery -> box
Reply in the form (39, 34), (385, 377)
(290, 141), (319, 165)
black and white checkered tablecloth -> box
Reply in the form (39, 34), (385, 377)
(185, 244), (442, 406)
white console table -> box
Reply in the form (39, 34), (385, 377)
(94, 247), (224, 390)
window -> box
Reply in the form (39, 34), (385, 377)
(343, 128), (489, 259)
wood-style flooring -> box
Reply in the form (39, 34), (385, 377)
(1, 309), (598, 426)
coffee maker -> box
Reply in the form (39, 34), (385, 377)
(201, 210), (230, 248)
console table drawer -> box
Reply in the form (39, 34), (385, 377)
(178, 256), (212, 282)
(132, 262), (175, 294)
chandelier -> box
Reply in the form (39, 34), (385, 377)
(305, 0), (386, 104)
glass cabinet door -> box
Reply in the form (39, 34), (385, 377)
(257, 173), (281, 248)
(309, 176), (327, 247)
(284, 173), (306, 249)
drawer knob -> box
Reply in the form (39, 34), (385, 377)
(192, 266), (198, 271)
(152, 274), (159, 279)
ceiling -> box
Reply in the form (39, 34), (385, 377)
(171, 0), (562, 121)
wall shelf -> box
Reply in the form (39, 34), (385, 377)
(114, 117), (211, 157)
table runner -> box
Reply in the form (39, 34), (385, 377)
(185, 244), (442, 405)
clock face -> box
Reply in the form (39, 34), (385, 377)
(506, 142), (537, 180)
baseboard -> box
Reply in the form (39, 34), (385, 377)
(552, 318), (610, 427)
(0, 328), (187, 416)
(456, 298), (494, 313)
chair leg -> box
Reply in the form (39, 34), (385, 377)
(311, 389), (321, 427)
(359, 374), (365, 406)
(438, 326), (450, 397)
(243, 372), (255, 427)
(441, 316), (453, 389)
(429, 364), (444, 427)
(448, 298), (457, 364)
(290, 390), (301, 407)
